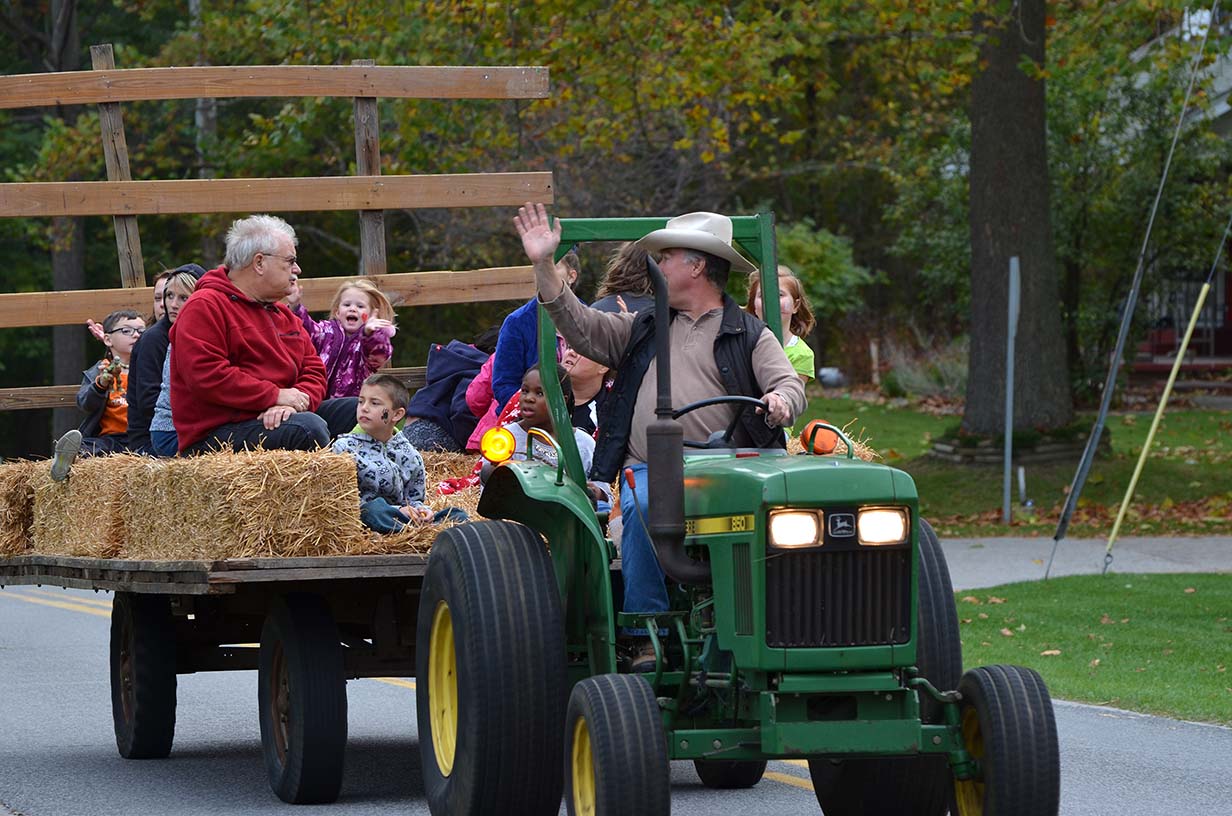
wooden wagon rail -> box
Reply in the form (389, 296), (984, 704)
(0, 173), (553, 218)
(0, 264), (535, 409)
(0, 267), (535, 329)
(0, 64), (549, 108)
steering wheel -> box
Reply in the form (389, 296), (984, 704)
(671, 395), (771, 449)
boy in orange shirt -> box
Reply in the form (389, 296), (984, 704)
(75, 309), (146, 455)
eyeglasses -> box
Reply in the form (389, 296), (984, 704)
(109, 326), (144, 337)
(263, 253), (299, 267)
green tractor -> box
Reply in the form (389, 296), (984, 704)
(414, 214), (1060, 816)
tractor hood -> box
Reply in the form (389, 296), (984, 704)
(680, 451), (917, 518)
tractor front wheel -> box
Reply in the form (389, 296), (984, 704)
(416, 521), (567, 816)
(564, 674), (669, 816)
(952, 665), (1060, 816)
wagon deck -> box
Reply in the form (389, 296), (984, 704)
(0, 553), (430, 595)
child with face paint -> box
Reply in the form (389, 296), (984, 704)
(331, 373), (467, 532)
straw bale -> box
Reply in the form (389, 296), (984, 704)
(0, 459), (42, 557)
(31, 455), (150, 558)
(121, 450), (369, 561)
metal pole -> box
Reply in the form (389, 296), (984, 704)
(1002, 257), (1021, 524)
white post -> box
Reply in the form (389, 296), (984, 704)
(1003, 257), (1021, 524)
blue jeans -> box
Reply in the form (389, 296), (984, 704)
(360, 497), (469, 533)
(619, 463), (669, 634)
(150, 430), (177, 457)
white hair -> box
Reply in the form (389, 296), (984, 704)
(224, 214), (297, 270)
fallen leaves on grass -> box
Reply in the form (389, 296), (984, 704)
(1041, 649), (1062, 656)
(932, 494), (1232, 536)
(961, 596), (982, 604)
(1089, 658), (1101, 668)
(987, 596), (1007, 604)
(1185, 587), (1197, 594)
(1000, 628), (1015, 637)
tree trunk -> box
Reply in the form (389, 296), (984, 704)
(48, 0), (85, 442)
(964, 0), (1072, 435)
(51, 215), (86, 440)
(190, 0), (223, 265)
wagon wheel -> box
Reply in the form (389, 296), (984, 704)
(110, 592), (177, 759)
(693, 758), (767, 789)
(257, 593), (347, 804)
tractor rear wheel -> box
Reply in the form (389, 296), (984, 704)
(257, 593), (348, 804)
(952, 665), (1060, 816)
(693, 759), (767, 789)
(110, 592), (177, 759)
(417, 521), (567, 816)
(809, 517), (962, 816)
(564, 674), (669, 816)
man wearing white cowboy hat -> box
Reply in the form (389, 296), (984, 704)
(515, 202), (805, 670)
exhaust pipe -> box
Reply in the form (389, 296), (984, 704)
(644, 256), (711, 586)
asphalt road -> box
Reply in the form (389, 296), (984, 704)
(2, 546), (1230, 815)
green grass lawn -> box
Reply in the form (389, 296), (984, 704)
(799, 391), (1232, 536)
(954, 573), (1231, 724)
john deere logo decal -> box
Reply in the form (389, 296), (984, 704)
(828, 513), (855, 537)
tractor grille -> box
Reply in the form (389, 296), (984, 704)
(765, 545), (911, 648)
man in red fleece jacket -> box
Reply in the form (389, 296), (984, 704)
(170, 214), (358, 454)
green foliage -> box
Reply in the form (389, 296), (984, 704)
(774, 218), (877, 324)
(884, 124), (971, 330)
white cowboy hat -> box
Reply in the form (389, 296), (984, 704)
(635, 212), (756, 275)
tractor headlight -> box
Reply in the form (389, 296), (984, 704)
(768, 510), (821, 548)
(857, 508), (909, 545)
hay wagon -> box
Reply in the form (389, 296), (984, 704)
(0, 550), (429, 798)
(0, 52), (554, 805)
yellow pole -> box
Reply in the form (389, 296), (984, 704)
(1106, 282), (1211, 555)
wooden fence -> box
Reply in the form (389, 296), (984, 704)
(0, 49), (552, 412)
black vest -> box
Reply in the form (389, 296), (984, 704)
(590, 293), (785, 482)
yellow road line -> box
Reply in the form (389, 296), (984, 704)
(29, 588), (112, 609)
(764, 770), (815, 792)
(0, 590), (110, 618)
(782, 758), (809, 768)
(371, 677), (416, 690)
